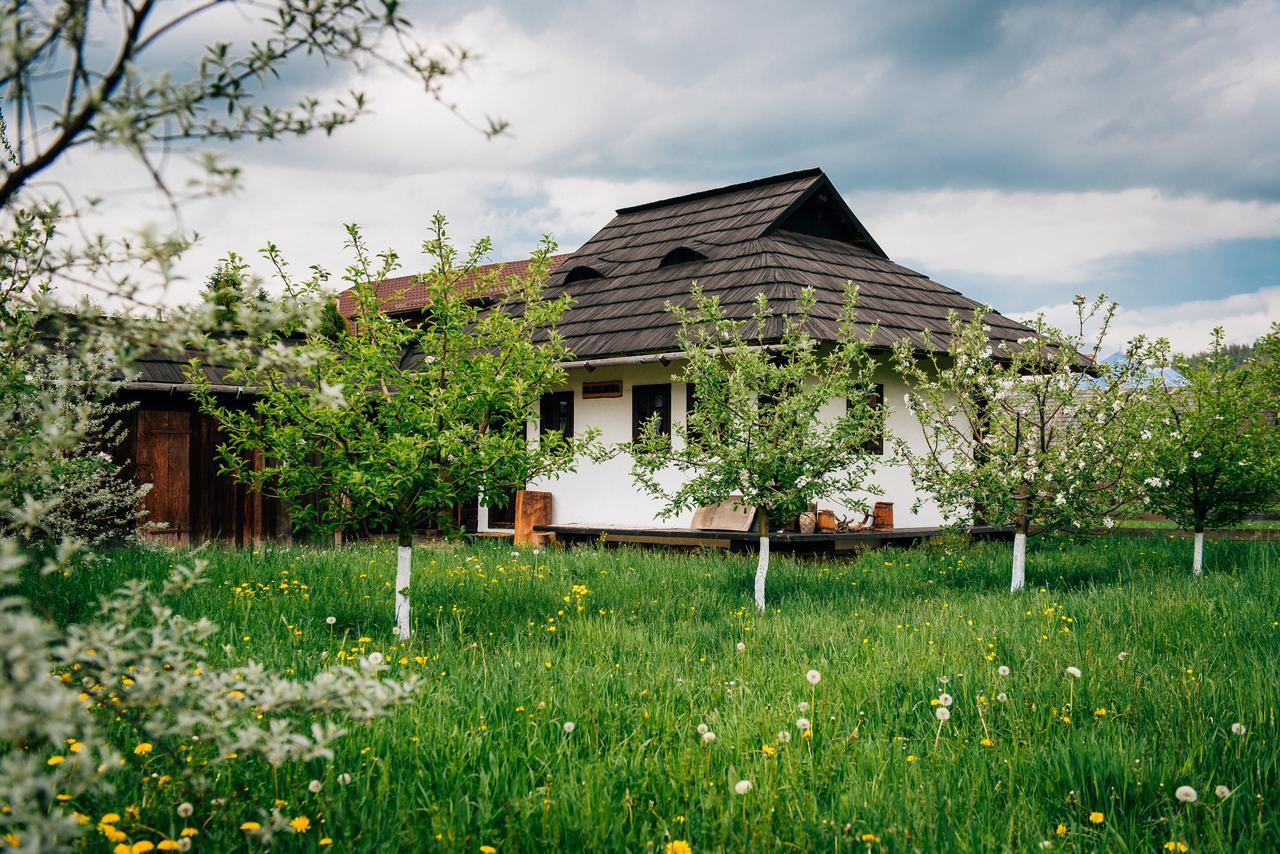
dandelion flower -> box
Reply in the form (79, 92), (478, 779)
(289, 816), (310, 833)
(696, 723), (709, 735)
(796, 717), (811, 731)
(133, 742), (153, 755)
(997, 692), (1008, 703)
(1215, 785), (1231, 799)
(938, 693), (953, 707)
(1088, 811), (1104, 824)
(176, 803), (193, 817)
(997, 665), (1010, 677)
(1065, 667), (1082, 679)
(157, 842), (180, 852)
(563, 721), (576, 734)
(480, 847), (497, 854)
(1231, 722), (1246, 735)
(325, 616), (336, 625)
(367, 652), (384, 666)
(1163, 842), (1189, 852)
(806, 669), (821, 685)
(702, 731), (716, 743)
(1175, 786), (1197, 803)
(664, 843), (691, 854)
(308, 779), (322, 793)
(319, 839), (333, 847)
(734, 779), (753, 795)
(47, 756), (65, 766)
(1056, 824), (1067, 836)
(239, 822), (261, 831)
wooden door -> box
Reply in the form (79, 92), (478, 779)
(136, 410), (192, 544)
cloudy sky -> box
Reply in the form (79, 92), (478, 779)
(61, 0), (1280, 353)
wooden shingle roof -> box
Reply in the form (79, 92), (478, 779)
(543, 168), (1032, 359)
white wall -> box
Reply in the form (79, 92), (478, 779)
(481, 358), (946, 531)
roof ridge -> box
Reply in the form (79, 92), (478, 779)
(614, 168), (824, 215)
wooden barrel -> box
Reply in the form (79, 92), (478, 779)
(816, 509), (838, 533)
(871, 501), (894, 530)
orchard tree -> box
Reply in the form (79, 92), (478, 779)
(194, 218), (597, 639)
(627, 284), (884, 612)
(893, 296), (1168, 592)
(1138, 328), (1280, 574)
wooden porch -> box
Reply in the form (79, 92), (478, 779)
(533, 523), (1014, 555)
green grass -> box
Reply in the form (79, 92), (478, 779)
(1116, 518), (1280, 531)
(27, 534), (1280, 852)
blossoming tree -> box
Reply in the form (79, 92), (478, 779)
(892, 296), (1167, 592)
(195, 219), (597, 639)
(626, 284), (883, 612)
(1137, 328), (1280, 574)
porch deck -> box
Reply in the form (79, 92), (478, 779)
(534, 523), (1014, 554)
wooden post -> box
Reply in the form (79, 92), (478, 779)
(514, 490), (553, 546)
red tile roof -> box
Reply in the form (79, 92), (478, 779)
(336, 254), (572, 317)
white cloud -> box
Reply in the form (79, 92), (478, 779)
(1026, 287), (1280, 355)
(856, 188), (1280, 284)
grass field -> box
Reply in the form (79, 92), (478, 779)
(27, 534), (1280, 852)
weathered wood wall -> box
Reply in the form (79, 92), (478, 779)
(115, 391), (287, 545)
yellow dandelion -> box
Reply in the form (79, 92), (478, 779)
(157, 840), (180, 850)
(239, 822), (261, 831)
(979, 737), (993, 747)
(1056, 824), (1067, 836)
(100, 813), (121, 824)
(480, 846), (498, 854)
(1163, 842), (1189, 852)
(319, 839), (333, 847)
(179, 828), (197, 837)
(131, 842), (155, 853)
(860, 833), (879, 843)
(47, 755), (65, 766)
(132, 743), (153, 756)
(1089, 812), (1104, 824)
(289, 816), (310, 833)
(664, 844), (691, 854)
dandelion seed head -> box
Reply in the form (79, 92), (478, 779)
(176, 803), (193, 818)
(1065, 666), (1082, 679)
(806, 669), (821, 685)
(734, 779), (753, 795)
(563, 721), (576, 734)
(1231, 722), (1246, 735)
(935, 707), (951, 722)
(1215, 785), (1231, 799)
(997, 665), (1010, 677)
(1175, 785), (1197, 803)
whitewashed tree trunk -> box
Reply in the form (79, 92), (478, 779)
(1192, 531), (1204, 576)
(754, 510), (770, 613)
(395, 534), (412, 640)
(1010, 530), (1027, 593)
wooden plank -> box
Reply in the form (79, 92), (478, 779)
(136, 409), (192, 545)
(514, 490), (553, 545)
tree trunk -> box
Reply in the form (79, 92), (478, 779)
(1192, 529), (1204, 577)
(754, 509), (770, 613)
(1010, 494), (1029, 593)
(395, 533), (412, 640)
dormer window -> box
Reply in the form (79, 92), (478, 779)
(658, 247), (707, 268)
(563, 266), (604, 283)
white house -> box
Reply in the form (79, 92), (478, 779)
(348, 168), (1035, 533)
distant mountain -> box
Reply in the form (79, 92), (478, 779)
(1096, 351), (1187, 387)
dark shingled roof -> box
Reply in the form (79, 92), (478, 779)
(343, 168), (1033, 361)
(544, 168), (1033, 359)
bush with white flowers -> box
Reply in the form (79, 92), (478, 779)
(893, 296), (1167, 591)
(1136, 327), (1280, 575)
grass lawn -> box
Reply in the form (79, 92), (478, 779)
(28, 534), (1280, 852)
